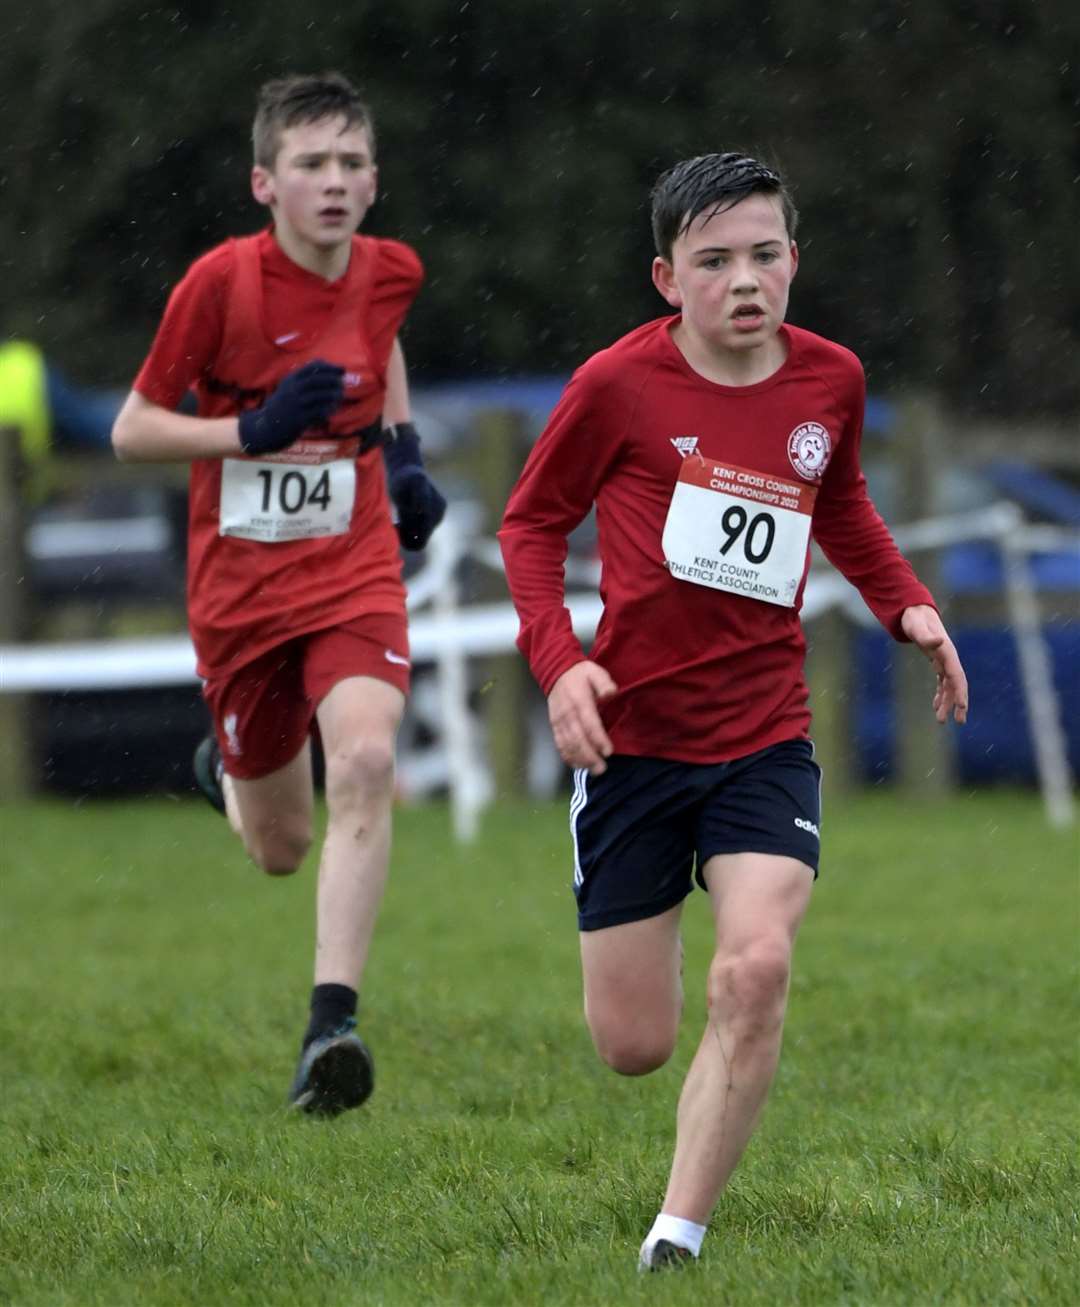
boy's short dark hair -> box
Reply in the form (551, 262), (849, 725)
(650, 153), (798, 260)
(253, 72), (374, 169)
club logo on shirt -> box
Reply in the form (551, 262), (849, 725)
(670, 435), (699, 459)
(223, 713), (242, 757)
(787, 422), (831, 481)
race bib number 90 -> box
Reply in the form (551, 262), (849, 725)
(219, 457), (356, 542)
(661, 457), (818, 607)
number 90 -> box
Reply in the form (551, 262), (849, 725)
(719, 505), (775, 564)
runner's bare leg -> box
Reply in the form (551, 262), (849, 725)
(312, 675), (404, 987)
(660, 852), (813, 1223)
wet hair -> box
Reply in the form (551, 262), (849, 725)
(252, 71), (374, 169)
(650, 152), (798, 260)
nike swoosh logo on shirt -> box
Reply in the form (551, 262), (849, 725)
(274, 331), (301, 345)
(384, 650), (410, 667)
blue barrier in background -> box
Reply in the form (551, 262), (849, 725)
(854, 625), (1080, 784)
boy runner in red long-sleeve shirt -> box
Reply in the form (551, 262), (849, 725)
(499, 152), (968, 1270)
(112, 72), (445, 1116)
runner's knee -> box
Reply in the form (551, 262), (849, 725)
(707, 937), (791, 1036)
(244, 817), (312, 876)
(324, 737), (396, 808)
(586, 1006), (678, 1076)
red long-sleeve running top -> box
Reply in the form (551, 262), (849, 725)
(498, 317), (935, 763)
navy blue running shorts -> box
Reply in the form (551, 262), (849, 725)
(569, 738), (822, 932)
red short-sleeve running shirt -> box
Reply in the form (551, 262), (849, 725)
(134, 229), (423, 679)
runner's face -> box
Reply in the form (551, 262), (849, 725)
(653, 192), (797, 359)
(252, 117), (377, 256)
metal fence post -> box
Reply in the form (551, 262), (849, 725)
(0, 425), (31, 800)
(470, 408), (531, 800)
(892, 393), (954, 796)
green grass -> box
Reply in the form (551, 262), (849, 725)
(1, 790), (1077, 1305)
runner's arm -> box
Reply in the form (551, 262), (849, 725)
(498, 368), (622, 694)
(813, 477), (934, 636)
(113, 251), (238, 463)
(382, 337), (411, 424)
(900, 603), (969, 724)
(811, 369), (934, 636)
(811, 366), (966, 722)
(548, 660), (618, 775)
(114, 357), (347, 463)
(111, 391), (243, 463)
(381, 337), (447, 550)
(111, 355), (345, 462)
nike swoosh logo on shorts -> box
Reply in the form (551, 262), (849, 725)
(274, 331), (301, 345)
(384, 649), (410, 667)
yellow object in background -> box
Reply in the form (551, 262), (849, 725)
(0, 339), (51, 500)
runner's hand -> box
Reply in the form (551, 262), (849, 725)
(389, 466), (447, 550)
(548, 661), (618, 775)
(901, 604), (969, 724)
(238, 360), (345, 455)
(384, 422), (447, 550)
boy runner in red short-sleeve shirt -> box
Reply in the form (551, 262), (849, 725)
(112, 72), (445, 1116)
(499, 153), (969, 1269)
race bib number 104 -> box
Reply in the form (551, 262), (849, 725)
(661, 457), (818, 607)
(219, 457), (356, 542)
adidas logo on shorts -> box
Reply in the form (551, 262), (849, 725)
(794, 816), (820, 838)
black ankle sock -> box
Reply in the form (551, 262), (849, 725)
(304, 983), (357, 1048)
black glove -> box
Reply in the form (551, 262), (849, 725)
(238, 359), (345, 455)
(384, 421), (447, 551)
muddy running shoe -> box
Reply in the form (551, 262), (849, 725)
(638, 1238), (694, 1271)
(288, 1018), (374, 1116)
(192, 735), (226, 815)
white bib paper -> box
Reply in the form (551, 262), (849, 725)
(661, 456), (817, 608)
(219, 456), (355, 542)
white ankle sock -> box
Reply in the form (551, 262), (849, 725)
(642, 1212), (706, 1260)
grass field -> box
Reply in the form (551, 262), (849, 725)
(1, 789), (1077, 1306)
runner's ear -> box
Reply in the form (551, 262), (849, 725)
(652, 257), (681, 308)
(251, 165), (275, 208)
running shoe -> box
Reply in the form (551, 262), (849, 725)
(192, 734), (226, 815)
(639, 1238), (694, 1271)
(287, 1018), (374, 1116)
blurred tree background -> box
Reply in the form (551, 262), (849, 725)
(1, 0), (1077, 419)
